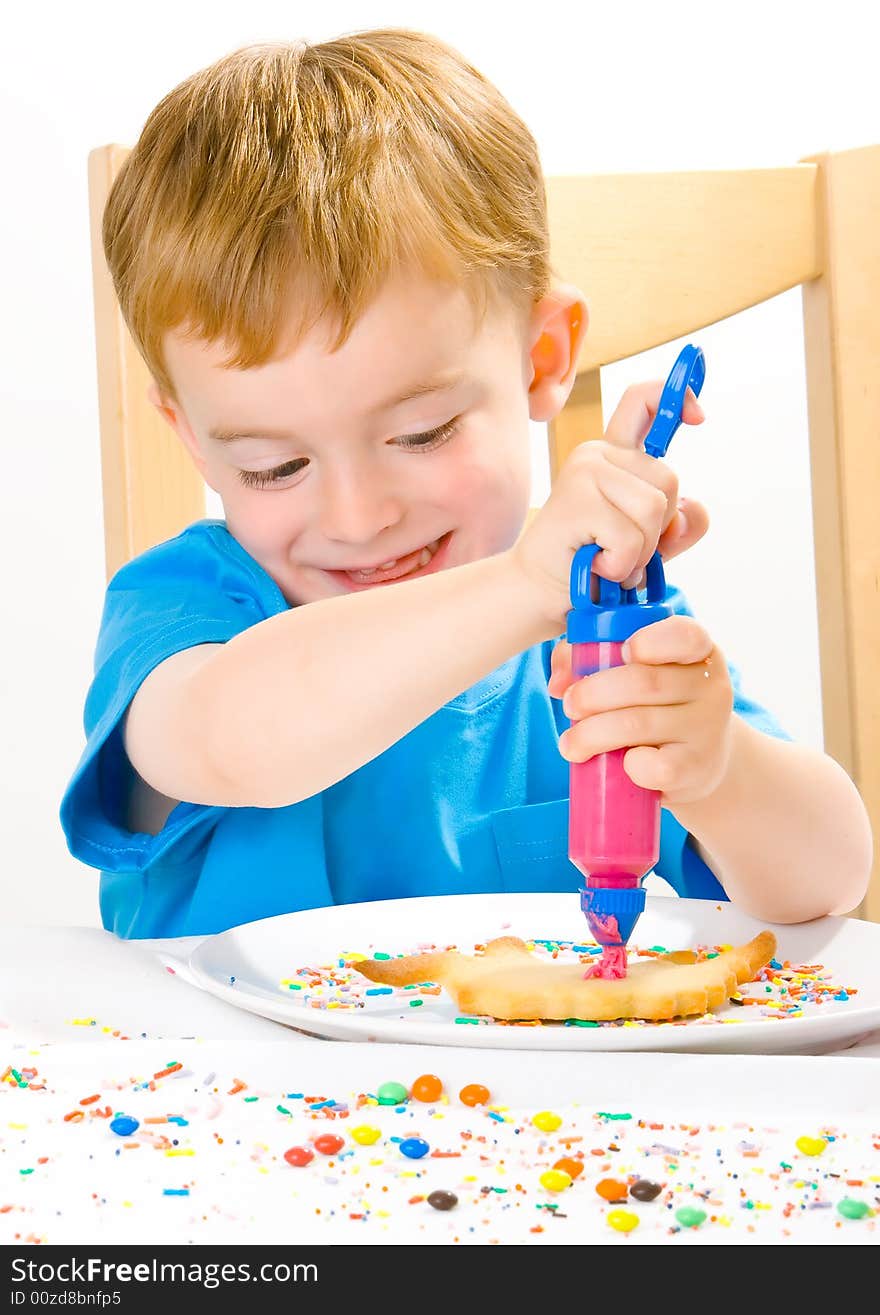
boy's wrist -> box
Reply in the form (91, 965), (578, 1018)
(501, 545), (569, 641)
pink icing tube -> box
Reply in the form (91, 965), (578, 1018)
(568, 639), (660, 980)
(565, 347), (706, 979)
(568, 641), (660, 882)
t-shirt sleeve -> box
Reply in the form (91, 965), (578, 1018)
(654, 583), (794, 898)
(60, 525), (284, 874)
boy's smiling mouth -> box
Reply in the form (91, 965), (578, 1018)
(326, 532), (452, 589)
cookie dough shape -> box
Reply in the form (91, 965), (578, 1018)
(353, 932), (777, 1022)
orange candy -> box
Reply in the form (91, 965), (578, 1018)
(411, 1074), (444, 1103)
(459, 1083), (491, 1107)
(553, 1157), (584, 1181)
(596, 1178), (628, 1201)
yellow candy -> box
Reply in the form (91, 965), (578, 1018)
(351, 1125), (382, 1145)
(539, 1169), (572, 1193)
(532, 1110), (563, 1133)
(796, 1135), (826, 1156)
(607, 1208), (639, 1233)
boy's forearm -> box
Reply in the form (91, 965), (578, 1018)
(194, 551), (557, 806)
(672, 716), (874, 922)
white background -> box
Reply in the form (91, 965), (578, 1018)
(2, 0), (877, 929)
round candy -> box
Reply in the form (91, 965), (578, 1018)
(411, 1074), (443, 1103)
(675, 1205), (707, 1228)
(283, 1145), (314, 1168)
(539, 1169), (572, 1193)
(795, 1135), (826, 1156)
(607, 1209), (639, 1233)
(376, 1081), (409, 1106)
(553, 1157), (584, 1181)
(596, 1178), (629, 1202)
(313, 1133), (345, 1156)
(459, 1083), (491, 1107)
(629, 1179), (662, 1202)
(350, 1124), (382, 1146)
(399, 1137), (430, 1159)
(427, 1190), (458, 1211)
(837, 1198), (871, 1220)
(109, 1115), (139, 1137)
(532, 1110), (563, 1132)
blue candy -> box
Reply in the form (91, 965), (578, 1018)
(399, 1137), (430, 1159)
(109, 1115), (139, 1137)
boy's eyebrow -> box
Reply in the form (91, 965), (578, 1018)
(208, 371), (467, 444)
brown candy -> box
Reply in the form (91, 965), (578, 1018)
(427, 1190), (458, 1211)
(629, 1178), (663, 1202)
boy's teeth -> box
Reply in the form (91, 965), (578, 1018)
(351, 537), (443, 580)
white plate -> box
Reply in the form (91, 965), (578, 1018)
(186, 893), (880, 1053)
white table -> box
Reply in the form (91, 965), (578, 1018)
(3, 926), (879, 1248)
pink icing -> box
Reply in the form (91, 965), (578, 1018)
(583, 944), (629, 979)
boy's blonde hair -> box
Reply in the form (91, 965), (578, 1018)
(102, 29), (554, 401)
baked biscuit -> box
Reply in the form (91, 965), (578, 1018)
(353, 932), (777, 1022)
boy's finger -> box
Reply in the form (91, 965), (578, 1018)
(604, 382), (705, 452)
(547, 639), (575, 698)
(622, 615), (714, 666)
(657, 496), (710, 561)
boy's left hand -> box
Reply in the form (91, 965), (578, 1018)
(549, 615), (734, 806)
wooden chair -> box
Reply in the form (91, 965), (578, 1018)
(88, 144), (880, 920)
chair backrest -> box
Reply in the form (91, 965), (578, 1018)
(88, 144), (880, 920)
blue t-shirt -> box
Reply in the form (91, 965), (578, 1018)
(60, 521), (791, 939)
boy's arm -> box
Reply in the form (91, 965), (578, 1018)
(124, 550), (556, 809)
(124, 381), (700, 812)
(675, 716), (873, 922)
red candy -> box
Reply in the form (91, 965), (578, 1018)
(313, 1134), (345, 1156)
(459, 1083), (491, 1107)
(283, 1146), (314, 1167)
(411, 1074), (444, 1103)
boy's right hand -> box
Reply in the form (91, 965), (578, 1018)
(511, 380), (709, 631)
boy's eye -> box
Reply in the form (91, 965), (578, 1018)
(236, 419), (460, 489)
(238, 458), (308, 489)
(394, 417), (461, 451)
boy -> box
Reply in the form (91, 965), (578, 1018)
(61, 30), (871, 939)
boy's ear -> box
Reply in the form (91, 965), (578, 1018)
(147, 382), (209, 477)
(527, 285), (589, 423)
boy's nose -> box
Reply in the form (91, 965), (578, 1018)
(316, 465), (405, 546)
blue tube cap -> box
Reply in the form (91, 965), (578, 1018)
(580, 885), (646, 948)
(567, 544), (671, 643)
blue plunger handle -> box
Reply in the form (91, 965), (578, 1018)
(643, 344), (706, 459)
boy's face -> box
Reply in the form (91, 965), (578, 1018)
(157, 272), (582, 607)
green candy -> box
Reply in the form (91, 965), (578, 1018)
(675, 1206), (707, 1228)
(837, 1198), (871, 1220)
(376, 1080), (408, 1105)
